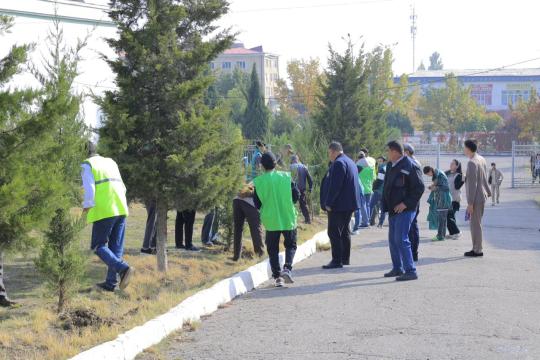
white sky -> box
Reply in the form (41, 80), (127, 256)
(219, 0), (540, 77)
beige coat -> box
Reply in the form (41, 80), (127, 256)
(465, 153), (491, 205)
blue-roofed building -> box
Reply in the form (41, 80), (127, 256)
(402, 68), (540, 114)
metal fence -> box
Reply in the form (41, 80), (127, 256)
(412, 144), (441, 184)
(511, 142), (540, 188)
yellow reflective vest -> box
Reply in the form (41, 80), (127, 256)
(83, 156), (129, 223)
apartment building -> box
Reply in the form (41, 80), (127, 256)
(212, 43), (280, 108)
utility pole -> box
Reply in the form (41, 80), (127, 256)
(410, 5), (417, 72)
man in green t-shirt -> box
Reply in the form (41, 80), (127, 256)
(354, 148), (376, 232)
(253, 152), (300, 287)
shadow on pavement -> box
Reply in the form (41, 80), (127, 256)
(293, 256), (466, 280)
(252, 276), (392, 298)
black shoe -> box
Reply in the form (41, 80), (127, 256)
(384, 269), (404, 278)
(342, 260), (350, 266)
(204, 242), (214, 247)
(140, 248), (156, 255)
(176, 244), (186, 249)
(464, 250), (483, 257)
(119, 267), (134, 290)
(0, 295), (17, 307)
(322, 262), (343, 269)
(413, 253), (418, 262)
(96, 282), (115, 292)
(396, 272), (418, 281)
(185, 245), (201, 252)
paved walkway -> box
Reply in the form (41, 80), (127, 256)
(142, 186), (540, 360)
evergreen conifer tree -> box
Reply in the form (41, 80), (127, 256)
(99, 0), (243, 272)
(242, 64), (270, 140)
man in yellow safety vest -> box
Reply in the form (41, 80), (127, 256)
(81, 142), (134, 292)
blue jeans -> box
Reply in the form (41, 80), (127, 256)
(369, 192), (386, 226)
(91, 216), (129, 288)
(354, 193), (372, 229)
(388, 211), (417, 274)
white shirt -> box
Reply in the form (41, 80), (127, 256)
(81, 163), (95, 209)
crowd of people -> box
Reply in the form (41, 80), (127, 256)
(80, 138), (494, 290)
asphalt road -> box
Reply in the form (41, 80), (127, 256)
(139, 158), (540, 360)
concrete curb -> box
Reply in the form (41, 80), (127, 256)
(70, 230), (329, 360)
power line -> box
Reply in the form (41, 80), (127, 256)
(36, 0), (109, 11)
(25, 0), (399, 15)
(73, 56), (540, 100)
(232, 0), (398, 14)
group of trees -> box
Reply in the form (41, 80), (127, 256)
(417, 51), (444, 71)
(418, 75), (503, 145)
(3, 0), (538, 310)
(507, 92), (540, 142)
(0, 15), (87, 310)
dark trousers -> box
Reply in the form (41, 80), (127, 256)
(409, 206), (420, 257)
(175, 210), (196, 248)
(328, 211), (353, 265)
(201, 209), (219, 244)
(233, 199), (264, 260)
(142, 202), (157, 249)
(446, 201), (461, 235)
(298, 190), (311, 223)
(266, 229), (297, 279)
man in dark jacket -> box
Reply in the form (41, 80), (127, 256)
(291, 155), (313, 224)
(382, 141), (425, 281)
(321, 141), (362, 269)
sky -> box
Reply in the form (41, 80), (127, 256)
(217, 0), (540, 77)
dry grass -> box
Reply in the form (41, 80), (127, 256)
(0, 204), (326, 360)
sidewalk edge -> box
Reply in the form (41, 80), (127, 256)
(70, 230), (329, 360)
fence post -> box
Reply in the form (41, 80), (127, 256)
(511, 141), (515, 189)
(436, 143), (441, 169)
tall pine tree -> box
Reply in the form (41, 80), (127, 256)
(99, 0), (243, 272)
(32, 19), (89, 312)
(314, 39), (388, 155)
(242, 64), (269, 140)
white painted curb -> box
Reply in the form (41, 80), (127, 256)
(70, 230), (329, 360)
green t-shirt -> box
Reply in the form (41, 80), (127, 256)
(358, 157), (376, 194)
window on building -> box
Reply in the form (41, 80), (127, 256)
(502, 90), (530, 106)
(222, 62), (232, 70)
(236, 61), (246, 69)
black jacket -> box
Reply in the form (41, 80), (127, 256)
(382, 156), (425, 217)
(444, 170), (465, 190)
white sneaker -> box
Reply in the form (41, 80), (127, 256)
(352, 230), (361, 235)
(280, 269), (294, 284)
(451, 233), (461, 240)
(274, 277), (284, 287)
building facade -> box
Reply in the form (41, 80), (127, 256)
(212, 43), (280, 108)
(0, 0), (117, 131)
(405, 69), (540, 114)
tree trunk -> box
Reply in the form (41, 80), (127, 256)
(155, 198), (169, 272)
(0, 251), (6, 298)
(57, 280), (65, 314)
